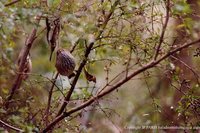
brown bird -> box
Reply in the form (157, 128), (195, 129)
(55, 49), (76, 77)
(17, 51), (32, 80)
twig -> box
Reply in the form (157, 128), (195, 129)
(42, 38), (200, 132)
(45, 72), (59, 126)
(56, 42), (95, 116)
(56, 0), (120, 117)
(4, 0), (21, 7)
(69, 39), (80, 53)
(5, 15), (41, 108)
(170, 55), (200, 84)
(97, 61), (138, 95)
(151, 1), (155, 32)
(0, 119), (24, 132)
(14, 72), (65, 96)
(153, 0), (170, 60)
(98, 104), (122, 132)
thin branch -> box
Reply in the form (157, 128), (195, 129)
(153, 0), (170, 60)
(70, 39), (79, 53)
(143, 72), (159, 124)
(170, 55), (200, 84)
(56, 41), (95, 116)
(45, 72), (59, 126)
(98, 104), (122, 132)
(0, 120), (24, 132)
(42, 38), (200, 132)
(56, 0), (120, 117)
(125, 46), (132, 77)
(97, 61), (139, 95)
(5, 15), (42, 108)
(96, 40), (200, 108)
(170, 81), (200, 118)
(14, 72), (64, 96)
(4, 0), (21, 7)
(151, 1), (155, 32)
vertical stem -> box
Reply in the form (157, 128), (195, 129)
(45, 72), (59, 125)
(5, 16), (41, 108)
(153, 0), (170, 60)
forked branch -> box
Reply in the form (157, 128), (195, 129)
(56, 0), (120, 116)
(42, 38), (200, 133)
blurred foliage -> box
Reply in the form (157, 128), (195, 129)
(0, 0), (200, 132)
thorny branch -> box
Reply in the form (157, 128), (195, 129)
(42, 38), (200, 132)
